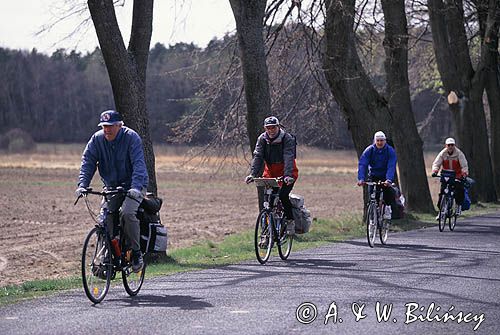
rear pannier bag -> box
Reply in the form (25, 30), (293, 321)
(391, 186), (405, 220)
(289, 193), (312, 234)
(140, 195), (163, 213)
(138, 210), (167, 253)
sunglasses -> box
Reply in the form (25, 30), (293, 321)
(265, 125), (278, 130)
(446, 144), (455, 146)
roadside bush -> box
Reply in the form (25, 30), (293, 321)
(0, 128), (36, 153)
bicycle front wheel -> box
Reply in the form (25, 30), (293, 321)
(255, 210), (273, 264)
(438, 196), (448, 232)
(82, 227), (112, 304)
(366, 203), (377, 248)
(449, 201), (457, 231)
(123, 260), (146, 296)
(278, 219), (293, 260)
(379, 217), (389, 245)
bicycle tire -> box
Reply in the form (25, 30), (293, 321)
(123, 261), (146, 296)
(438, 196), (447, 232)
(255, 210), (273, 264)
(449, 200), (457, 231)
(366, 203), (377, 248)
(277, 219), (293, 260)
(82, 227), (111, 304)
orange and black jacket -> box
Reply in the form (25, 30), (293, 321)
(250, 130), (298, 180)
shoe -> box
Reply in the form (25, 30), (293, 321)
(286, 219), (295, 236)
(435, 214), (440, 221)
(456, 206), (461, 216)
(131, 250), (144, 273)
(383, 206), (392, 220)
(258, 235), (269, 249)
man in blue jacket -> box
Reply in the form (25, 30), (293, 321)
(76, 110), (149, 272)
(357, 131), (397, 219)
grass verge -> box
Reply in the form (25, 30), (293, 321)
(1, 203), (499, 305)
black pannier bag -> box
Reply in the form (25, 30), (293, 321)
(140, 194), (163, 213)
(137, 195), (167, 253)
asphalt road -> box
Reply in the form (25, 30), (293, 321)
(1, 212), (499, 335)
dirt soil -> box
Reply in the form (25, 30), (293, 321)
(0, 145), (440, 287)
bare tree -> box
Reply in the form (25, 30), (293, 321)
(229, 0), (272, 152)
(323, 0), (434, 213)
(87, 0), (157, 194)
(427, 0), (497, 202)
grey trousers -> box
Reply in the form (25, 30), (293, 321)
(103, 189), (145, 252)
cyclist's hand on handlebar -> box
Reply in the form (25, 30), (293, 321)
(245, 175), (254, 184)
(357, 180), (365, 186)
(383, 180), (392, 187)
(127, 188), (142, 200)
(284, 176), (295, 185)
(75, 187), (86, 198)
(431, 171), (438, 177)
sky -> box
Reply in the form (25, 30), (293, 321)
(0, 0), (237, 55)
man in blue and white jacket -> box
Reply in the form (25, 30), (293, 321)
(357, 131), (397, 219)
(76, 110), (149, 272)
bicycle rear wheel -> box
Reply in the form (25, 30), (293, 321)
(438, 197), (447, 232)
(255, 210), (273, 264)
(123, 259), (146, 296)
(366, 203), (377, 248)
(278, 219), (293, 260)
(82, 227), (112, 304)
(379, 217), (389, 245)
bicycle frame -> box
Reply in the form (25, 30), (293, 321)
(252, 177), (293, 264)
(76, 186), (147, 303)
(364, 181), (391, 247)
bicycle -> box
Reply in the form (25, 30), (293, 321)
(364, 181), (392, 247)
(75, 187), (146, 304)
(433, 172), (464, 232)
(250, 177), (293, 264)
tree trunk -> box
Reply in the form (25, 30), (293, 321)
(87, 0), (157, 194)
(380, 0), (434, 213)
(229, 0), (271, 152)
(483, 0), (500, 197)
(427, 0), (497, 202)
(323, 0), (434, 213)
(323, 0), (392, 155)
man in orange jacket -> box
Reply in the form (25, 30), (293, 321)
(245, 116), (299, 235)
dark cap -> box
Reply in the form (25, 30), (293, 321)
(98, 110), (123, 126)
(264, 116), (280, 127)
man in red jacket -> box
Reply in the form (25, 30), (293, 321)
(431, 137), (469, 216)
(245, 116), (299, 235)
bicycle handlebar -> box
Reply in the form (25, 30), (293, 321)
(432, 175), (465, 183)
(363, 181), (395, 187)
(74, 187), (127, 205)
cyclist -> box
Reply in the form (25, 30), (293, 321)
(357, 131), (397, 219)
(431, 137), (469, 217)
(75, 110), (149, 272)
(245, 116), (299, 235)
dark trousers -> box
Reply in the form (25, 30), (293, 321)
(277, 182), (294, 220)
(438, 182), (464, 208)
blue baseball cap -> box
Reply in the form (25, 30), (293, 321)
(98, 110), (123, 126)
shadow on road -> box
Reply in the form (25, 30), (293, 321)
(103, 294), (214, 310)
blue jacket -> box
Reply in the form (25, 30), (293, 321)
(78, 127), (149, 190)
(357, 143), (397, 182)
